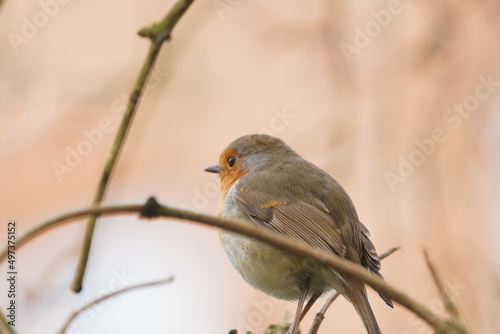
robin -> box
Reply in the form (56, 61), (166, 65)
(205, 134), (392, 334)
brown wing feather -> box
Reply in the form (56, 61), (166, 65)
(359, 221), (394, 308)
(233, 177), (393, 307)
(233, 190), (347, 258)
(359, 221), (381, 273)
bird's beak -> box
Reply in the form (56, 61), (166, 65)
(204, 165), (222, 173)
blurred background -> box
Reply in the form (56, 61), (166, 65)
(1, 0), (499, 333)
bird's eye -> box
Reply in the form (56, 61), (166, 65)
(227, 156), (237, 167)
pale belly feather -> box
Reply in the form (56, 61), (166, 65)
(219, 183), (344, 300)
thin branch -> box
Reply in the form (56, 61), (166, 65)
(58, 276), (174, 334)
(423, 250), (468, 333)
(71, 0), (196, 293)
(138, 0), (195, 43)
(308, 247), (400, 334)
(0, 205), (144, 263)
(0, 198), (468, 334)
(308, 293), (340, 334)
(0, 312), (15, 334)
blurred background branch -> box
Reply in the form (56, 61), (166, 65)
(71, 0), (196, 293)
(59, 276), (174, 334)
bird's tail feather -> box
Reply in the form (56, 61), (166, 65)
(346, 282), (381, 334)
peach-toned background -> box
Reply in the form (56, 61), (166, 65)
(1, 1), (499, 333)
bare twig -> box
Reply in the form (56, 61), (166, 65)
(308, 292), (340, 334)
(0, 198), (468, 333)
(138, 0), (195, 43)
(71, 0), (196, 293)
(58, 276), (174, 334)
(308, 247), (400, 334)
(424, 250), (469, 333)
(0, 312), (15, 334)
